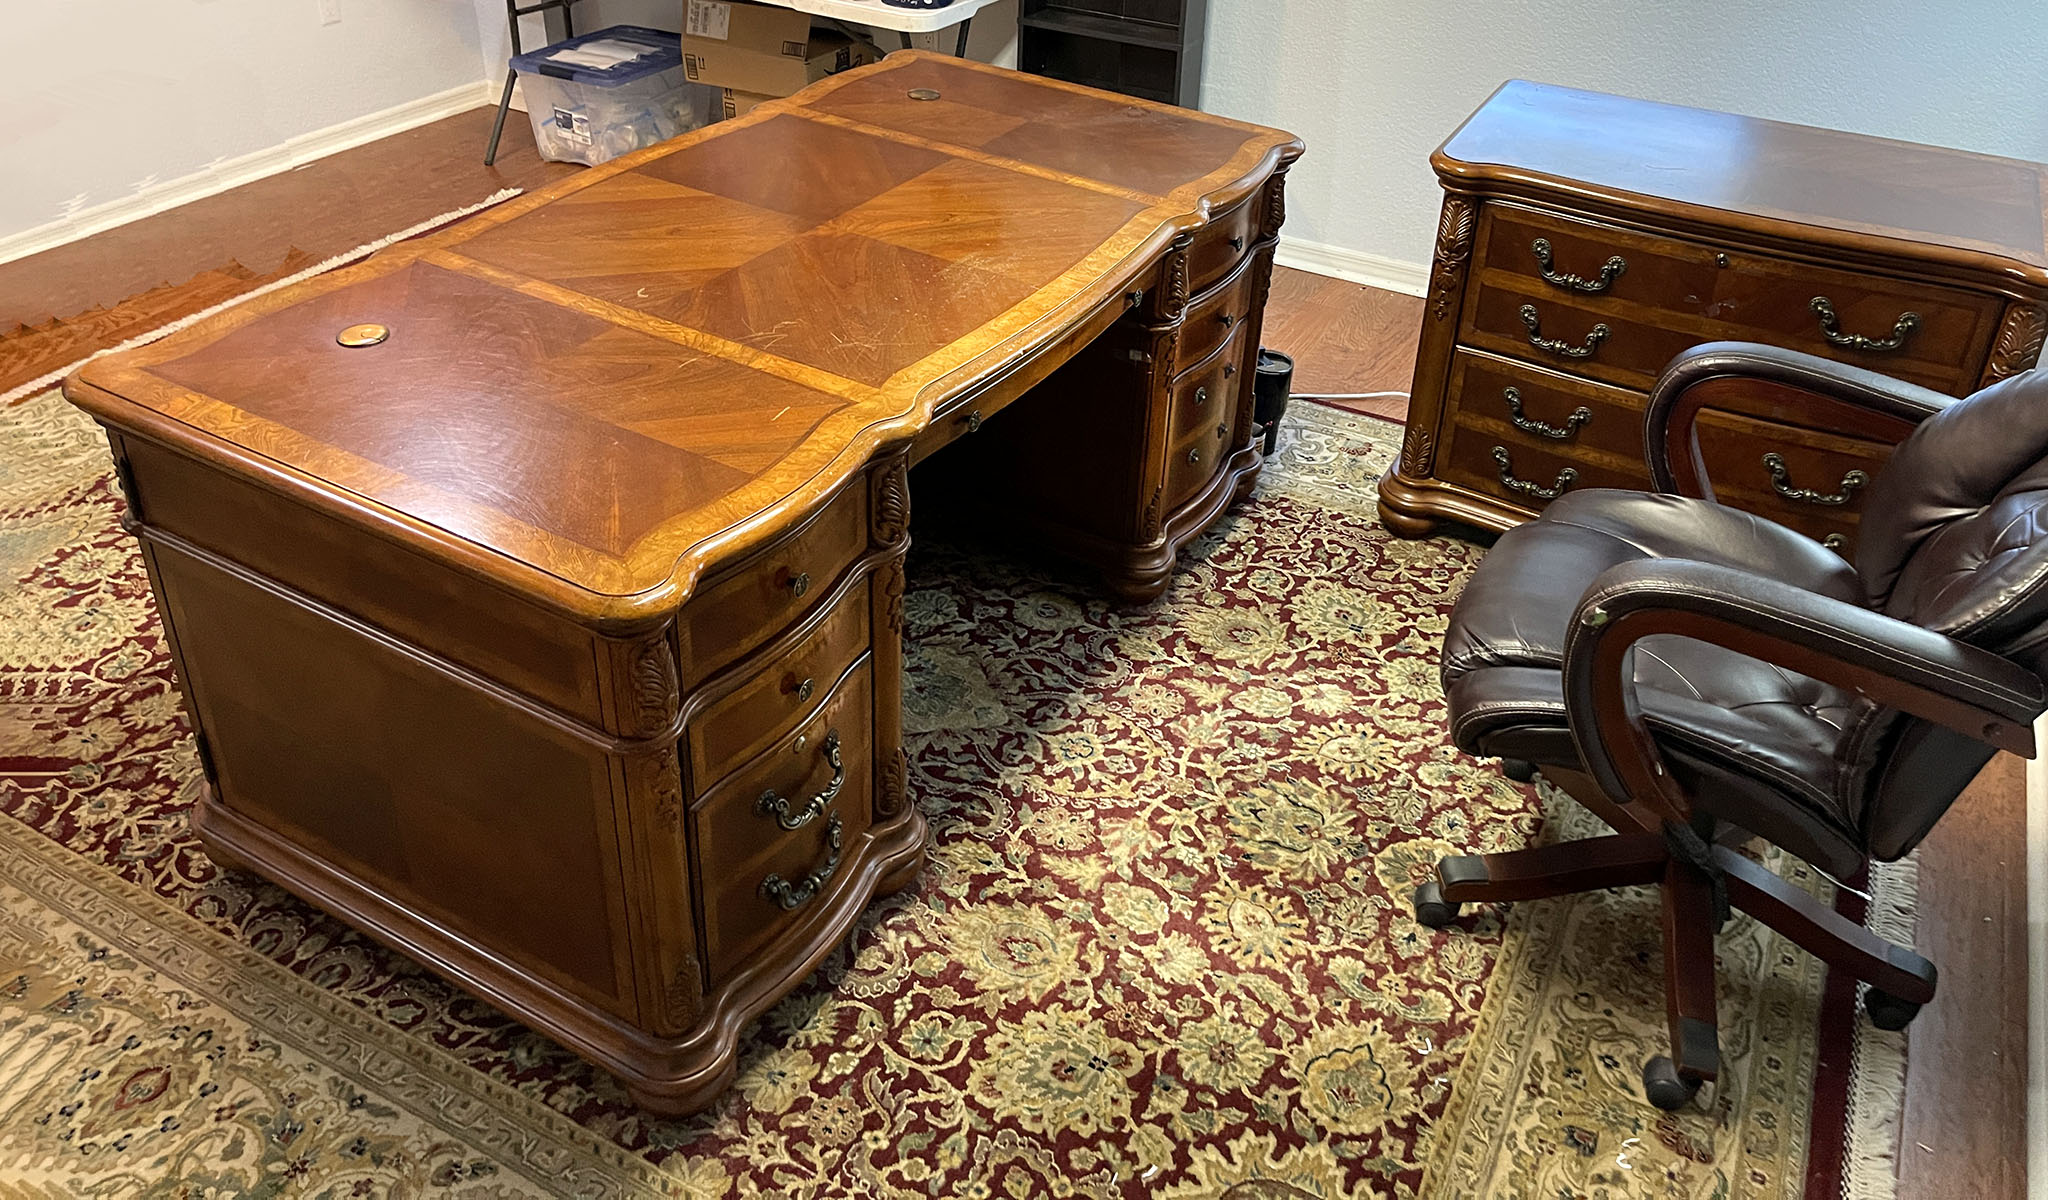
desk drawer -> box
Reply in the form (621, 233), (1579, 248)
(1467, 205), (2002, 395)
(1178, 254), (1261, 370)
(692, 657), (874, 982)
(1691, 408), (1898, 555)
(1186, 196), (1261, 294)
(1164, 388), (1245, 513)
(1169, 324), (1250, 445)
(678, 479), (869, 683)
(1444, 348), (1648, 464)
(1437, 419), (1648, 516)
(686, 575), (872, 789)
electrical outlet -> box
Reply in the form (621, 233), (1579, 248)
(318, 0), (340, 24)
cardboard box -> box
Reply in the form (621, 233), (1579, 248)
(720, 88), (778, 120)
(682, 0), (877, 96)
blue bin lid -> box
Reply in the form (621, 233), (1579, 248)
(509, 25), (682, 86)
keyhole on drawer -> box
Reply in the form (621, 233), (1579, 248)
(788, 571), (811, 598)
(794, 677), (815, 703)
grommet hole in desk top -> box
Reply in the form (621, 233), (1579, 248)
(908, 88), (941, 101)
(336, 323), (390, 348)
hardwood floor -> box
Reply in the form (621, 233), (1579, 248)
(0, 107), (579, 395)
(0, 106), (2028, 1196)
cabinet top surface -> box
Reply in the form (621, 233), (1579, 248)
(67, 53), (1299, 620)
(1439, 80), (2048, 274)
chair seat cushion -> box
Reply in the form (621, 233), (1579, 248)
(1440, 490), (1876, 876)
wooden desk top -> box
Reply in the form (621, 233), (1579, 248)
(67, 54), (1301, 621)
(1438, 80), (2048, 283)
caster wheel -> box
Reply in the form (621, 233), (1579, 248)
(1413, 881), (1461, 928)
(1864, 988), (1922, 1031)
(1500, 758), (1537, 783)
(1641, 1056), (1702, 1111)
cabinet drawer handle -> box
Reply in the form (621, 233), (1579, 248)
(1809, 296), (1919, 353)
(787, 571), (811, 598)
(1823, 533), (1848, 553)
(1763, 452), (1868, 507)
(1228, 235), (1245, 252)
(1518, 304), (1608, 359)
(1531, 238), (1626, 293)
(792, 676), (815, 703)
(963, 410), (985, 433)
(758, 812), (843, 910)
(1216, 312), (1236, 329)
(1223, 363), (1236, 378)
(1491, 446), (1577, 500)
(755, 730), (843, 831)
(1188, 447), (1202, 464)
(1503, 387), (1593, 440)
(1193, 386), (1209, 407)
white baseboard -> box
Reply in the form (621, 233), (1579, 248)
(1276, 236), (1428, 298)
(0, 79), (497, 268)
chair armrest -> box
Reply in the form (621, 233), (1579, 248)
(1559, 558), (2043, 823)
(1643, 342), (1957, 498)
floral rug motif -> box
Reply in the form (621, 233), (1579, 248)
(0, 389), (1884, 1197)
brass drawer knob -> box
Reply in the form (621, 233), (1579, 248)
(1216, 422), (1228, 439)
(1193, 386), (1209, 407)
(1188, 447), (1202, 464)
(1223, 363), (1236, 378)
(788, 571), (811, 598)
(1216, 312), (1236, 329)
(793, 677), (815, 703)
(963, 410), (985, 433)
(1228, 235), (1245, 251)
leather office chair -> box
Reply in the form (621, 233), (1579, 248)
(1415, 342), (2048, 1110)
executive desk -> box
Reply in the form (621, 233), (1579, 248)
(65, 53), (1302, 1115)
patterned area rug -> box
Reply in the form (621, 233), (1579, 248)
(0, 388), (1898, 1197)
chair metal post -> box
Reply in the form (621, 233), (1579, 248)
(485, 0), (579, 167)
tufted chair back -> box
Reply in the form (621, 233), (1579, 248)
(1846, 369), (2048, 857)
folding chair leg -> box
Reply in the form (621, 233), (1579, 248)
(485, 70), (519, 167)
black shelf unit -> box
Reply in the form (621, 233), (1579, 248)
(1017, 0), (1206, 108)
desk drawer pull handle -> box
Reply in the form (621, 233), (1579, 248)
(1188, 447), (1202, 464)
(1503, 387), (1592, 440)
(755, 730), (843, 831)
(1823, 533), (1848, 553)
(1518, 304), (1608, 359)
(1492, 446), (1577, 500)
(1809, 296), (1919, 352)
(792, 676), (815, 703)
(1216, 422), (1229, 439)
(1763, 453), (1868, 507)
(1216, 312), (1237, 329)
(963, 410), (985, 433)
(758, 813), (843, 910)
(1223, 363), (1236, 378)
(1193, 386), (1209, 407)
(1228, 235), (1245, 251)
(788, 571), (811, 598)
(1531, 238), (1626, 293)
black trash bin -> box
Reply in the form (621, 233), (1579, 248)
(1253, 348), (1294, 456)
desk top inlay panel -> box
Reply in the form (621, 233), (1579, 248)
(69, 54), (1302, 616)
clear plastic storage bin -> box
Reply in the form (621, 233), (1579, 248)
(512, 26), (715, 166)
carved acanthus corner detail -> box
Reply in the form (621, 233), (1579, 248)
(1987, 304), (2048, 382)
(1430, 197), (1478, 323)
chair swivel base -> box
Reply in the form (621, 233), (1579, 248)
(1411, 830), (1938, 1112)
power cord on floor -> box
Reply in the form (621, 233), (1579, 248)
(1289, 390), (1411, 401)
